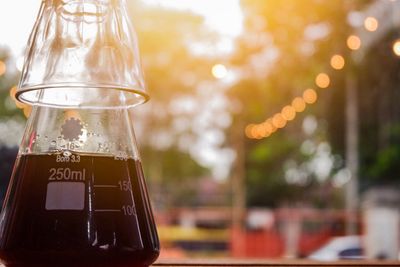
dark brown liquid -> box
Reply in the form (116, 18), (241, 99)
(0, 153), (159, 267)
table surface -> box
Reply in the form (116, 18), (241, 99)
(0, 259), (397, 266)
(153, 259), (400, 266)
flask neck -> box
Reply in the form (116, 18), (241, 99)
(17, 0), (148, 109)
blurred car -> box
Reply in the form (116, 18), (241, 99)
(308, 236), (363, 261)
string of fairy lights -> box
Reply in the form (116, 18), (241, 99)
(245, 12), (400, 140)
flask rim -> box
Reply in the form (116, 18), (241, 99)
(16, 84), (149, 109)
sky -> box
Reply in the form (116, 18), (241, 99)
(145, 0), (243, 37)
(0, 0), (243, 57)
(0, 1), (42, 56)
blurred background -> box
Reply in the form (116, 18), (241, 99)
(1, 0), (400, 262)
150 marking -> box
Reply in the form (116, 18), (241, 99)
(49, 167), (86, 181)
(118, 180), (132, 191)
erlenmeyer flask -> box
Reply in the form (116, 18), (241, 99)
(0, 0), (159, 266)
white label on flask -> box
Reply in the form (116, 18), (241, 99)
(45, 182), (85, 210)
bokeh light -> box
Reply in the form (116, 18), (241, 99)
(211, 64), (228, 79)
(315, 73), (330, 88)
(266, 118), (277, 133)
(281, 105), (296, 121)
(23, 105), (32, 118)
(393, 39), (400, 57)
(261, 121), (271, 133)
(330, 54), (345, 70)
(9, 86), (17, 100)
(0, 61), (6, 76)
(303, 88), (318, 104)
(364, 16), (378, 32)
(245, 124), (255, 138)
(347, 35), (361, 50)
(9, 86), (25, 109)
(250, 125), (259, 139)
(259, 123), (272, 138)
(256, 125), (266, 139)
(256, 124), (266, 137)
(292, 97), (306, 113)
(272, 113), (287, 129)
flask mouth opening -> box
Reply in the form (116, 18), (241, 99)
(16, 84), (149, 109)
(58, 0), (110, 23)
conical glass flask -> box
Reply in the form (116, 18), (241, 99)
(0, 0), (159, 266)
